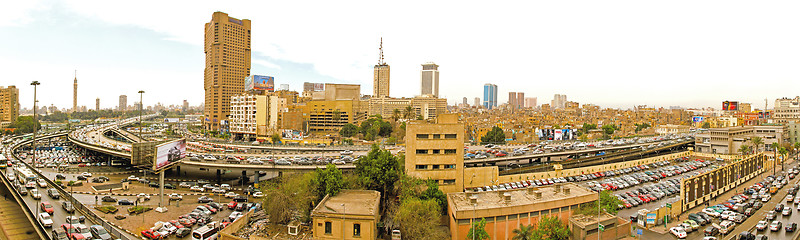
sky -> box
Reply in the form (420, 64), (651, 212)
(2, 0), (800, 111)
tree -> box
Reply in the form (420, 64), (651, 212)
(634, 123), (651, 133)
(779, 146), (788, 170)
(261, 173), (316, 223)
(580, 123), (597, 134)
(575, 190), (622, 215)
(466, 218), (490, 240)
(8, 116), (41, 134)
(601, 125), (616, 139)
(531, 216), (570, 240)
(481, 126), (505, 144)
(312, 164), (344, 201)
(512, 224), (534, 240)
(354, 145), (402, 202)
(394, 198), (447, 240)
(339, 123), (359, 138)
(392, 109), (401, 122)
(270, 134), (281, 144)
(750, 137), (763, 152)
(419, 180), (447, 213)
(739, 145), (750, 155)
(332, 109), (342, 121)
(403, 106), (415, 120)
(701, 122), (711, 128)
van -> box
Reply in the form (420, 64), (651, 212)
(391, 230), (401, 240)
(192, 222), (219, 240)
(719, 220), (735, 234)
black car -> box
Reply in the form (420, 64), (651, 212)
(198, 196), (212, 203)
(787, 223), (798, 232)
(775, 204), (784, 212)
(164, 184), (176, 189)
(55, 174), (67, 180)
(175, 227), (191, 238)
(738, 231), (755, 240)
(118, 199), (134, 205)
(98, 176), (109, 181)
(76, 175), (87, 180)
(704, 226), (719, 236)
(149, 182), (159, 188)
(47, 188), (60, 199)
(208, 202), (222, 210)
(101, 196), (117, 202)
(91, 177), (105, 183)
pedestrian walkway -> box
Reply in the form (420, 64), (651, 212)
(0, 185), (37, 240)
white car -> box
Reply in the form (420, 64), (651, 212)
(720, 211), (734, 220)
(137, 193), (151, 201)
(36, 179), (47, 188)
(81, 172), (92, 178)
(703, 237), (717, 240)
(225, 192), (238, 198)
(252, 191), (264, 198)
(220, 184), (231, 190)
(30, 188), (41, 200)
(38, 212), (53, 228)
(340, 150), (353, 155)
(190, 186), (204, 192)
(670, 227), (687, 239)
(229, 211), (244, 221)
(702, 208), (720, 218)
(127, 175), (139, 181)
(212, 188), (226, 194)
(763, 195), (771, 202)
(169, 193), (183, 201)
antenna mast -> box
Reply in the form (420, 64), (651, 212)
(378, 38), (384, 65)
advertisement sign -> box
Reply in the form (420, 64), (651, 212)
(646, 213), (657, 224)
(153, 139), (186, 171)
(314, 83), (325, 91)
(282, 129), (304, 140)
(692, 116), (705, 123)
(722, 101), (739, 111)
(245, 75), (275, 92)
(554, 129), (563, 140)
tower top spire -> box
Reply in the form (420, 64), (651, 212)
(74, 70), (77, 83)
(378, 38), (385, 65)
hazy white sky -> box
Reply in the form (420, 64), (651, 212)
(2, 0), (799, 110)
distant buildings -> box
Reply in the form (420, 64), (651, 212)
(483, 84), (497, 110)
(183, 100), (189, 112)
(508, 92), (524, 110)
(462, 97), (467, 106)
(655, 124), (690, 135)
(420, 62), (439, 97)
(203, 11), (251, 131)
(551, 94), (567, 109)
(695, 125), (789, 154)
(525, 97), (537, 108)
(773, 97), (800, 124)
(0, 86), (19, 127)
(95, 98), (100, 111)
(474, 97), (481, 107)
(229, 94), (287, 141)
(118, 95), (127, 111)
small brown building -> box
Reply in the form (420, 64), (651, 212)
(311, 190), (381, 240)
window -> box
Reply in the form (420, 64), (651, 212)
(445, 134), (457, 139)
(444, 165), (456, 169)
(432, 149), (441, 154)
(416, 134), (428, 139)
(353, 223), (361, 237)
(443, 179), (456, 185)
(416, 149), (428, 154)
(416, 165), (427, 170)
(324, 222), (332, 234)
(444, 149), (457, 154)
(432, 134), (441, 139)
(432, 165), (440, 169)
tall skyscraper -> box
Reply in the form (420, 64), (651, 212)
(525, 97), (537, 108)
(183, 100), (189, 112)
(420, 62), (439, 97)
(95, 98), (100, 111)
(551, 94), (567, 109)
(204, 11), (251, 131)
(373, 38), (390, 98)
(508, 92), (516, 110)
(516, 92), (524, 109)
(118, 95), (127, 111)
(462, 97), (467, 106)
(474, 97), (481, 107)
(0, 86), (19, 126)
(483, 84), (498, 109)
(73, 71), (78, 112)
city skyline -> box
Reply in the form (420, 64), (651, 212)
(2, 1), (800, 111)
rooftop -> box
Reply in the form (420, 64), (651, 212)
(312, 190), (380, 217)
(448, 182), (596, 214)
(570, 213), (618, 228)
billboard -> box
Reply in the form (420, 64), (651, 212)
(722, 101), (739, 111)
(692, 116), (705, 123)
(153, 139), (186, 171)
(245, 75), (275, 92)
(314, 83), (325, 91)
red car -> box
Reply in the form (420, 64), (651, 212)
(141, 229), (164, 240)
(228, 201), (237, 209)
(495, 153), (506, 157)
(41, 202), (54, 214)
(204, 205), (217, 214)
(61, 224), (78, 235)
(70, 233), (86, 240)
(169, 220), (185, 229)
(178, 218), (194, 227)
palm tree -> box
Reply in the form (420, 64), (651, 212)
(738, 145), (750, 156)
(392, 109), (401, 122)
(779, 147), (788, 172)
(512, 224), (534, 240)
(794, 142), (800, 154)
(403, 106), (414, 120)
(750, 137), (763, 152)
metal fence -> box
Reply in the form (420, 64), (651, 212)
(0, 163), (51, 240)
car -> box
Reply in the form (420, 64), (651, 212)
(65, 216), (81, 225)
(41, 202), (54, 214)
(787, 222), (798, 232)
(55, 174), (67, 180)
(30, 188), (42, 200)
(76, 175), (87, 181)
(140, 229), (163, 240)
(149, 182), (159, 188)
(169, 193), (183, 201)
(39, 212), (54, 228)
(252, 191), (264, 198)
(229, 211), (244, 221)
(137, 193), (151, 201)
(52, 228), (69, 240)
(766, 210), (777, 220)
(770, 221), (782, 231)
(670, 227), (687, 239)
(47, 188), (60, 199)
(783, 207), (792, 216)
(118, 199), (134, 205)
(703, 237), (717, 240)
(703, 225), (719, 236)
(212, 188), (226, 194)
(81, 172), (92, 178)
(190, 186), (204, 192)
(224, 192), (238, 198)
(89, 225), (111, 240)
(37, 178), (48, 188)
(61, 201), (75, 213)
(175, 227), (191, 238)
(179, 182), (192, 188)
(756, 220), (768, 231)
(198, 196), (212, 203)
(684, 220), (700, 230)
(775, 203), (784, 212)
(75, 224), (92, 239)
(101, 196), (117, 202)
(788, 194), (795, 202)
(702, 208), (721, 217)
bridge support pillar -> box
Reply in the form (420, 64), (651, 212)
(216, 169), (221, 185)
(176, 166), (181, 177)
(241, 170), (247, 185)
(547, 156), (551, 162)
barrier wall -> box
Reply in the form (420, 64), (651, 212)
(219, 208), (254, 240)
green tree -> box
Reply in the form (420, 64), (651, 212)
(419, 180), (447, 213)
(332, 109), (342, 121)
(701, 122), (711, 128)
(512, 224), (534, 240)
(312, 164), (344, 201)
(779, 146), (788, 170)
(795, 142), (800, 151)
(394, 198), (447, 240)
(354, 145), (402, 202)
(403, 106), (415, 120)
(601, 125), (616, 139)
(481, 126), (506, 144)
(392, 108), (401, 121)
(739, 145), (750, 155)
(466, 218), (490, 240)
(575, 190), (622, 215)
(339, 123), (359, 137)
(580, 123), (597, 134)
(261, 173), (316, 223)
(270, 133), (281, 144)
(750, 137), (763, 152)
(634, 123), (651, 133)
(8, 116), (41, 133)
(771, 142), (780, 151)
(531, 216), (570, 240)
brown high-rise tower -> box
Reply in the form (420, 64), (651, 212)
(373, 38), (390, 98)
(73, 71), (78, 112)
(204, 12), (251, 131)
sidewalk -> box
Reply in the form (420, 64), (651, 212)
(649, 156), (796, 235)
(0, 185), (37, 240)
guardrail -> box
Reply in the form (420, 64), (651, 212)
(10, 134), (135, 240)
(0, 157), (50, 240)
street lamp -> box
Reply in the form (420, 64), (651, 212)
(138, 90), (145, 138)
(341, 203), (346, 240)
(30, 81), (40, 164)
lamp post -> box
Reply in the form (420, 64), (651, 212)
(30, 81), (40, 164)
(138, 90), (144, 138)
(341, 203), (345, 240)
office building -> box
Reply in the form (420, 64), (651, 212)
(420, 62), (439, 97)
(774, 97), (800, 124)
(95, 98), (100, 111)
(405, 114), (464, 193)
(462, 97), (468, 106)
(373, 39), (390, 98)
(655, 124), (691, 135)
(368, 96), (448, 121)
(183, 100), (189, 112)
(203, 12), (251, 131)
(788, 121), (799, 143)
(508, 92), (525, 110)
(311, 190), (380, 240)
(551, 94), (567, 109)
(447, 183), (597, 240)
(695, 125), (789, 154)
(118, 95), (127, 111)
(73, 73), (78, 112)
(525, 97), (537, 108)
(483, 84), (497, 110)
(474, 97), (481, 108)
(739, 103), (752, 113)
(0, 86), (19, 127)
(229, 94), (287, 141)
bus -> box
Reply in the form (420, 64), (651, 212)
(191, 222), (219, 240)
(0, 154), (7, 169)
(14, 167), (36, 184)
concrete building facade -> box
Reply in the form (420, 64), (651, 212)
(95, 98), (100, 111)
(483, 84), (497, 110)
(525, 97), (537, 108)
(655, 124), (691, 135)
(695, 125), (789, 154)
(203, 11), (251, 131)
(774, 97), (800, 124)
(420, 62), (439, 97)
(311, 190), (380, 240)
(0, 86), (19, 127)
(551, 94), (567, 109)
(405, 114), (465, 193)
(118, 95), (127, 111)
(229, 94), (287, 140)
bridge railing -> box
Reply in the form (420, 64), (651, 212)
(0, 159), (50, 240)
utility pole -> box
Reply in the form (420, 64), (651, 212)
(30, 81), (40, 165)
